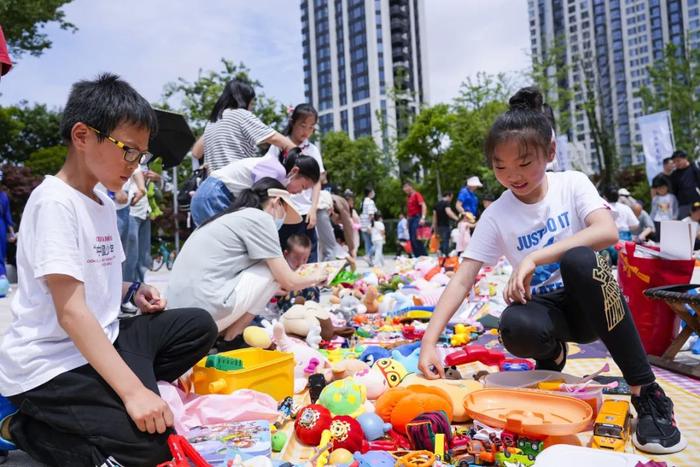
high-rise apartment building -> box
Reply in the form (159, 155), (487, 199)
(528, 0), (700, 167)
(300, 0), (428, 148)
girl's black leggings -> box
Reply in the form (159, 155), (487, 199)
(499, 246), (655, 386)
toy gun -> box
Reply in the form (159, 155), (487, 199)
(156, 434), (210, 467)
(444, 345), (506, 367)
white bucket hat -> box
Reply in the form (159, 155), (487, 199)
(268, 188), (302, 224)
(467, 176), (483, 188)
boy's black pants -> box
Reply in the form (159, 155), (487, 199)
(499, 246), (655, 386)
(8, 308), (218, 467)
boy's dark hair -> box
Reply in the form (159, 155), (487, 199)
(403, 180), (414, 187)
(671, 150), (687, 159)
(285, 233), (311, 251)
(484, 86), (553, 168)
(663, 157), (673, 164)
(692, 201), (700, 212)
(603, 186), (619, 203)
(442, 191), (453, 198)
(60, 73), (157, 145)
(651, 175), (669, 189)
(283, 103), (318, 136)
(279, 147), (320, 182)
(209, 79), (256, 122)
(199, 177), (284, 228)
(364, 187), (374, 196)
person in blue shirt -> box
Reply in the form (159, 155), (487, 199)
(456, 176), (482, 217)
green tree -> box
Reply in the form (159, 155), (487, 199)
(159, 59), (288, 137)
(1, 0), (76, 57)
(25, 145), (65, 176)
(636, 42), (700, 157)
(0, 102), (63, 163)
(321, 131), (388, 199)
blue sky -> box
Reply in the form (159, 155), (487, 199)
(1, 0), (531, 110)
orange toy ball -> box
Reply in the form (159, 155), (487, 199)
(391, 393), (454, 434)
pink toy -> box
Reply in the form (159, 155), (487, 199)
(272, 323), (332, 393)
(353, 367), (389, 400)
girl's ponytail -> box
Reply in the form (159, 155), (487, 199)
(280, 147), (321, 183)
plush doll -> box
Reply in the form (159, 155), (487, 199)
(294, 404), (333, 445)
(373, 358), (408, 387)
(272, 322), (332, 393)
(332, 359), (370, 380)
(281, 302), (354, 347)
(374, 385), (453, 434)
(391, 347), (421, 375)
(356, 412), (391, 441)
(362, 285), (379, 313)
(329, 415), (365, 453)
(317, 378), (368, 418)
(352, 367), (389, 400)
(358, 346), (391, 366)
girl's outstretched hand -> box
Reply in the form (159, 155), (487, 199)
(504, 256), (536, 305)
(418, 342), (445, 379)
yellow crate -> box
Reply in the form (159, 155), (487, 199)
(193, 348), (294, 401)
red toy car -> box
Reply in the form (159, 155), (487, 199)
(444, 345), (506, 367)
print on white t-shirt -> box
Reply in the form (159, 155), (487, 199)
(464, 171), (610, 296)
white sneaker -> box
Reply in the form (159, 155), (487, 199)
(120, 302), (138, 316)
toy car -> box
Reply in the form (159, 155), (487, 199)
(445, 344), (506, 367)
(591, 399), (631, 452)
(494, 449), (536, 467)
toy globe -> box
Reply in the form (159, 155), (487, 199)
(318, 378), (367, 417)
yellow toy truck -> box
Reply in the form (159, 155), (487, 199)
(591, 399), (631, 452)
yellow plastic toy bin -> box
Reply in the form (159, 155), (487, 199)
(192, 348), (294, 401)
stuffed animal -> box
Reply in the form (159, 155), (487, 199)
(280, 301), (334, 342)
(358, 346), (391, 366)
(329, 415), (365, 453)
(374, 358), (408, 387)
(391, 347), (420, 374)
(362, 285), (379, 313)
(332, 359), (370, 380)
(374, 385), (453, 434)
(242, 326), (272, 349)
(400, 373), (482, 422)
(294, 404), (333, 445)
(352, 367), (389, 400)
(356, 412), (391, 441)
(272, 322), (332, 393)
(317, 378), (367, 417)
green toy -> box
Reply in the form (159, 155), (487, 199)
(330, 269), (360, 286)
(205, 355), (243, 371)
(271, 431), (287, 452)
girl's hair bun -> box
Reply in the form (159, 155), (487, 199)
(508, 86), (544, 112)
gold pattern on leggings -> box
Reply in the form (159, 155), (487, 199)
(592, 254), (625, 331)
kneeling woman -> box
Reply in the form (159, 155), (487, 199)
(167, 178), (326, 348)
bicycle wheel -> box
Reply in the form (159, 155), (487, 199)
(150, 254), (164, 271)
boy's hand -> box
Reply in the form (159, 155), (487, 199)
(418, 342), (445, 379)
(123, 386), (173, 434)
(134, 284), (167, 313)
(306, 210), (317, 229)
(504, 256), (535, 305)
(115, 190), (128, 205)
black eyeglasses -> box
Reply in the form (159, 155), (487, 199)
(88, 126), (154, 165)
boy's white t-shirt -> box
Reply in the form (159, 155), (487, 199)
(610, 201), (639, 232)
(464, 171), (609, 296)
(0, 176), (124, 395)
(371, 221), (385, 244)
(266, 140), (325, 216)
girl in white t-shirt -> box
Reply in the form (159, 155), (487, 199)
(418, 87), (686, 455)
(271, 104), (325, 263)
(370, 211), (386, 266)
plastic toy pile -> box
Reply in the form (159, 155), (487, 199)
(156, 257), (674, 467)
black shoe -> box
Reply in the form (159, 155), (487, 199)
(0, 450), (7, 465)
(535, 342), (568, 372)
(209, 335), (248, 354)
(632, 382), (687, 454)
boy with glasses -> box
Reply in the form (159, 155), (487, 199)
(0, 74), (217, 466)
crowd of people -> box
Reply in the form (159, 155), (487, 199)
(0, 70), (690, 466)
